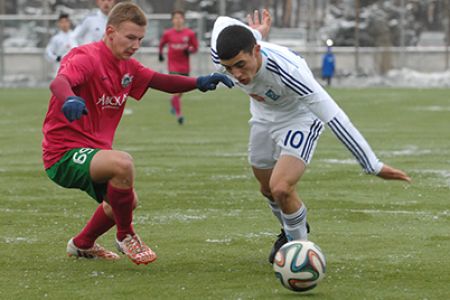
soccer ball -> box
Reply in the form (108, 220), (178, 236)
(273, 240), (326, 292)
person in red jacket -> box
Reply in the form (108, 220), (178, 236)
(42, 2), (232, 266)
(159, 10), (199, 125)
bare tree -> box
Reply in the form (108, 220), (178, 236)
(174, 0), (187, 11)
(282, 0), (293, 27)
(147, 0), (176, 13)
(294, 0), (302, 28)
(272, 0), (280, 27)
(445, 0), (450, 69)
(355, 0), (360, 73)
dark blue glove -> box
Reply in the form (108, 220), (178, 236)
(196, 73), (234, 92)
(61, 96), (88, 122)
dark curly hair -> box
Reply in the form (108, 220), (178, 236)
(216, 25), (256, 60)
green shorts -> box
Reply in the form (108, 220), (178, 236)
(45, 148), (106, 203)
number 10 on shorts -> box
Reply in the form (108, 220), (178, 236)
(283, 130), (304, 149)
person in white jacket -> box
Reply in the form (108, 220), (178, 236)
(210, 10), (411, 264)
(73, 0), (115, 45)
(45, 13), (78, 77)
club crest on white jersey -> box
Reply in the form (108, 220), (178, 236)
(265, 89), (280, 101)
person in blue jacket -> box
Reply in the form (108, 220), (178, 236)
(321, 42), (335, 86)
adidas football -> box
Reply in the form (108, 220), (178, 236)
(273, 240), (326, 292)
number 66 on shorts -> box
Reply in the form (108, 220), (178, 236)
(72, 148), (95, 165)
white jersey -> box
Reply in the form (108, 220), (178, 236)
(210, 16), (383, 174)
(45, 30), (78, 62)
(45, 30), (78, 76)
(73, 10), (108, 45)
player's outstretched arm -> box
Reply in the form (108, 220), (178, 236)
(377, 164), (411, 183)
(247, 9), (272, 39)
(50, 75), (88, 122)
(148, 72), (233, 94)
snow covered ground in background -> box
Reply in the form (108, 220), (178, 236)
(2, 68), (450, 88)
(337, 69), (450, 88)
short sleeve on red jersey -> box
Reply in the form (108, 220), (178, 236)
(58, 49), (94, 87)
(128, 60), (156, 100)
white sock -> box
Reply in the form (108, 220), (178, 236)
(265, 196), (283, 226)
(281, 205), (308, 241)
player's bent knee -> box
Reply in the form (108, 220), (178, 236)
(271, 189), (289, 204)
(270, 184), (291, 203)
(91, 150), (135, 181)
(113, 151), (135, 177)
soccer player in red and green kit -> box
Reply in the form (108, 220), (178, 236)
(42, 2), (232, 265)
(159, 10), (199, 124)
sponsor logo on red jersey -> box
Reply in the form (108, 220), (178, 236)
(96, 93), (128, 109)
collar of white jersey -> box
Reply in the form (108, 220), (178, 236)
(253, 48), (268, 82)
(60, 30), (73, 35)
(97, 9), (108, 20)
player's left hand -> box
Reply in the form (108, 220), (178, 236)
(196, 73), (234, 92)
(247, 9), (272, 39)
(377, 164), (411, 183)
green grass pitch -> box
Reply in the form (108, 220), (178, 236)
(0, 87), (449, 299)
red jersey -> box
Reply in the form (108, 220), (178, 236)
(159, 28), (199, 74)
(42, 41), (155, 169)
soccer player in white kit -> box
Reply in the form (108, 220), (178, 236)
(210, 10), (411, 264)
(73, 0), (115, 45)
(45, 13), (78, 77)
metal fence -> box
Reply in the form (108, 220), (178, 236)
(0, 12), (449, 87)
(0, 12), (212, 86)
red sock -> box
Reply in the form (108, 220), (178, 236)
(171, 95), (182, 116)
(73, 204), (115, 249)
(107, 184), (135, 241)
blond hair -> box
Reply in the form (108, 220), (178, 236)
(107, 2), (147, 28)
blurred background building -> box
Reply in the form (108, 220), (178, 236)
(0, 0), (449, 86)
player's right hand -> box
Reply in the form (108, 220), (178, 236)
(61, 96), (88, 122)
(158, 53), (164, 62)
(376, 164), (411, 183)
(247, 9), (272, 39)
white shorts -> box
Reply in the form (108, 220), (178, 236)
(248, 117), (324, 169)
